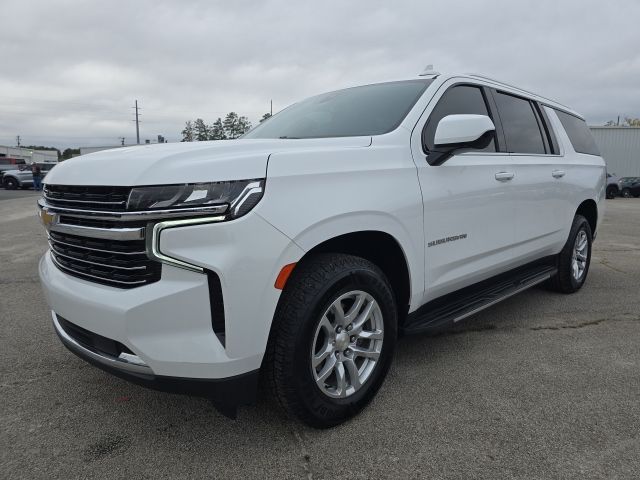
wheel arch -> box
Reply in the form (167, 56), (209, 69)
(576, 199), (598, 235)
(297, 230), (413, 322)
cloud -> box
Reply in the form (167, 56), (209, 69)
(0, 0), (638, 148)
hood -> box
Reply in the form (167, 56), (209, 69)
(44, 137), (371, 186)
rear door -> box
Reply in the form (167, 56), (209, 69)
(410, 81), (518, 302)
(490, 90), (567, 264)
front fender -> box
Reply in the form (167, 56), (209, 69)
(261, 210), (425, 311)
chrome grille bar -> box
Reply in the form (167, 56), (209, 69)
(50, 253), (148, 286)
(48, 236), (147, 256)
(38, 198), (228, 222)
(44, 196), (126, 205)
(49, 244), (147, 271)
(50, 222), (145, 241)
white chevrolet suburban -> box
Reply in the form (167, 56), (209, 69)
(38, 72), (605, 428)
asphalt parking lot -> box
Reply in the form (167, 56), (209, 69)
(1, 192), (639, 480)
(0, 188), (40, 202)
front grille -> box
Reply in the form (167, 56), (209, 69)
(44, 184), (131, 211)
(49, 231), (161, 289)
(44, 184), (166, 288)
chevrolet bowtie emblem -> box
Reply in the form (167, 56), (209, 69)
(39, 207), (57, 231)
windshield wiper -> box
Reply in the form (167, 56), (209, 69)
(278, 136), (300, 139)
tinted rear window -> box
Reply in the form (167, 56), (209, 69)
(494, 92), (546, 154)
(554, 110), (600, 156)
(243, 80), (431, 139)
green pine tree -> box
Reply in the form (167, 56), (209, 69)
(210, 118), (227, 140)
(181, 121), (195, 142)
(194, 118), (210, 141)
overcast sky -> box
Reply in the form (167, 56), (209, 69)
(1, 0), (639, 149)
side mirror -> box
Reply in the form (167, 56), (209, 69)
(428, 114), (495, 166)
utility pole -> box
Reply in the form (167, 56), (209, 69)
(270, 100), (273, 116)
(16, 135), (21, 147)
(133, 100), (141, 144)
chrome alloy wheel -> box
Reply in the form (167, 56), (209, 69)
(311, 290), (384, 398)
(571, 230), (589, 281)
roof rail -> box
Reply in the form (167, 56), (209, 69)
(466, 73), (572, 111)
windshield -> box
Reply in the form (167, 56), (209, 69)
(244, 80), (432, 139)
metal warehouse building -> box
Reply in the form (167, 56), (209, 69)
(0, 146), (58, 164)
(590, 127), (640, 177)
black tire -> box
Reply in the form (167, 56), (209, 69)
(3, 177), (18, 190)
(621, 188), (631, 198)
(264, 253), (397, 428)
(547, 215), (592, 294)
(606, 185), (618, 199)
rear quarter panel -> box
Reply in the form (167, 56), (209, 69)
(545, 108), (606, 239)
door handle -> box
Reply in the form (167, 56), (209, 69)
(495, 171), (515, 182)
(552, 169), (566, 178)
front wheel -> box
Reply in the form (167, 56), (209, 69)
(621, 188), (631, 198)
(606, 185), (618, 199)
(3, 177), (18, 190)
(547, 215), (592, 293)
(265, 253), (397, 428)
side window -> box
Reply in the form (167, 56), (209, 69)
(423, 85), (496, 152)
(494, 92), (546, 154)
(535, 103), (560, 154)
(553, 109), (600, 156)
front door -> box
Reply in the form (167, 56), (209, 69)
(410, 82), (517, 302)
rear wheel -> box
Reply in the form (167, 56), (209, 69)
(622, 188), (631, 198)
(3, 177), (18, 190)
(265, 253), (397, 428)
(547, 215), (592, 293)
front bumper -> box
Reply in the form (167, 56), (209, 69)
(39, 212), (305, 380)
(52, 310), (259, 414)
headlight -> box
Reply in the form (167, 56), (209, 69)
(127, 179), (264, 219)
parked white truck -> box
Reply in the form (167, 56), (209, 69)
(38, 72), (605, 427)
